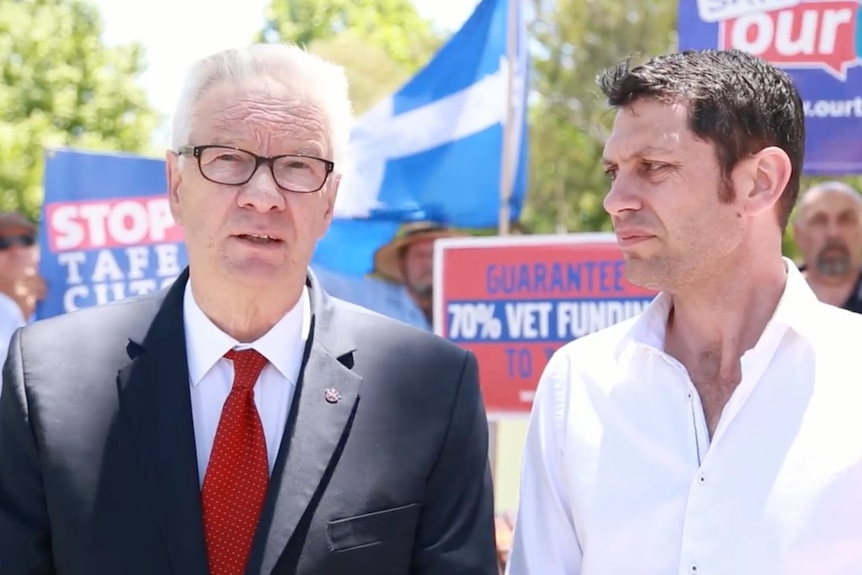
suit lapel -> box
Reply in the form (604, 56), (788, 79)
(251, 273), (363, 575)
(116, 269), (209, 575)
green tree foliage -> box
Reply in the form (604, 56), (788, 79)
(0, 0), (158, 221)
(301, 32), (418, 115)
(257, 0), (444, 114)
(522, 0), (678, 235)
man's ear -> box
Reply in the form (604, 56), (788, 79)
(166, 150), (183, 225)
(734, 146), (792, 217)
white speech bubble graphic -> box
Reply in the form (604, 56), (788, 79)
(697, 0), (803, 23)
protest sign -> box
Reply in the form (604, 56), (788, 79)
(38, 148), (187, 320)
(678, 0), (862, 174)
(433, 233), (657, 418)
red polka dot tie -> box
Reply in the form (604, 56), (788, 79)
(202, 348), (270, 575)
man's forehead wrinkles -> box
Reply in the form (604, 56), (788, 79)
(219, 99), (321, 119)
(209, 119), (322, 139)
(190, 87), (333, 159)
(199, 120), (328, 156)
(212, 111), (325, 133)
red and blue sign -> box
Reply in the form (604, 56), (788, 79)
(679, 0), (862, 174)
(433, 234), (657, 417)
(38, 148), (188, 319)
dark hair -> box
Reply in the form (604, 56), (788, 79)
(597, 49), (805, 231)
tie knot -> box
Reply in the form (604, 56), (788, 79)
(224, 348), (268, 391)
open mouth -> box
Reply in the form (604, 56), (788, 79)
(235, 233), (283, 245)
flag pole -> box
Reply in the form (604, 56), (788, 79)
(491, 0), (519, 489)
(498, 0), (518, 238)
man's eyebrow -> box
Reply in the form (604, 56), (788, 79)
(291, 145), (326, 157)
(602, 144), (676, 166)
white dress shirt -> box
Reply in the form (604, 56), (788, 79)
(0, 293), (26, 394)
(183, 281), (310, 484)
(507, 259), (862, 575)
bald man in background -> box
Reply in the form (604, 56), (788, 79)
(793, 181), (862, 313)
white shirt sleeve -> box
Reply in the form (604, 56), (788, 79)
(0, 293), (25, 390)
(506, 351), (583, 575)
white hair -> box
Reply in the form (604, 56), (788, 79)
(170, 43), (353, 171)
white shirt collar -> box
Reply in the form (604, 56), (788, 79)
(614, 257), (820, 362)
(0, 292), (26, 325)
(183, 280), (311, 386)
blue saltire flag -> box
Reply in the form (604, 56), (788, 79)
(312, 0), (530, 276)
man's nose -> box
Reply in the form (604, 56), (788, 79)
(822, 219), (846, 240)
(603, 174), (642, 216)
(238, 165), (286, 212)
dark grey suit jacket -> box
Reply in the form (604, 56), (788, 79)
(0, 269), (497, 575)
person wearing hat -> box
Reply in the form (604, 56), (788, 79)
(371, 221), (465, 327)
(314, 221), (465, 330)
(0, 212), (45, 383)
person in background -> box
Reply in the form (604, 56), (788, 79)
(494, 512), (515, 574)
(792, 181), (862, 313)
(508, 49), (862, 574)
(314, 220), (465, 330)
(0, 212), (45, 375)
(0, 43), (497, 575)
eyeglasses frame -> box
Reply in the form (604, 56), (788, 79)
(177, 144), (335, 193)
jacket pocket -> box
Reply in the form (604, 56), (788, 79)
(327, 503), (420, 553)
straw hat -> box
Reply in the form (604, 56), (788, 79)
(372, 221), (466, 283)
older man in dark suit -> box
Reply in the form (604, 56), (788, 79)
(0, 43), (497, 575)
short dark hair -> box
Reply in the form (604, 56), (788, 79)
(597, 49), (805, 231)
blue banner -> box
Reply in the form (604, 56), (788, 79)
(38, 148), (188, 320)
(678, 0), (862, 175)
(316, 0), (530, 275)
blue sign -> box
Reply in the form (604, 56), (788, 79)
(38, 148), (188, 320)
(678, 0), (862, 175)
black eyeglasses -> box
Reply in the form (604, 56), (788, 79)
(0, 235), (35, 250)
(178, 145), (335, 193)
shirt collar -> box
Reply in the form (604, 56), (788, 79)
(0, 292), (26, 325)
(614, 257), (821, 362)
(183, 280), (311, 386)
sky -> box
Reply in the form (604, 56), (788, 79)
(90, 0), (480, 147)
